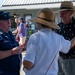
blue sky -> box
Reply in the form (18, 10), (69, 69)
(0, 0), (3, 4)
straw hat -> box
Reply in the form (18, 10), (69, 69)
(54, 1), (75, 13)
(31, 8), (60, 29)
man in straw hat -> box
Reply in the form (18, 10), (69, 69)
(23, 8), (75, 75)
(55, 1), (75, 75)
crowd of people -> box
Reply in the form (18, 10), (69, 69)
(0, 1), (75, 75)
(12, 17), (27, 51)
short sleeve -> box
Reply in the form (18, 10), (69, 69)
(59, 36), (71, 53)
(24, 35), (37, 64)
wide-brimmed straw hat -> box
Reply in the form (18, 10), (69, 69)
(54, 1), (75, 13)
(31, 8), (60, 29)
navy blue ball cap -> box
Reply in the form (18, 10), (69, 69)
(0, 11), (12, 20)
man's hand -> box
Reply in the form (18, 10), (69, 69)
(12, 46), (22, 55)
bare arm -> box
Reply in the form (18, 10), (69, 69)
(0, 50), (12, 59)
(0, 46), (22, 60)
(70, 37), (75, 48)
(18, 28), (22, 34)
(12, 29), (18, 34)
(23, 60), (34, 70)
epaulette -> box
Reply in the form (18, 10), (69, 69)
(0, 31), (3, 35)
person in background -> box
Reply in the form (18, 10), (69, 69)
(0, 11), (22, 75)
(12, 18), (19, 35)
(55, 1), (75, 75)
(16, 17), (26, 51)
(23, 8), (75, 75)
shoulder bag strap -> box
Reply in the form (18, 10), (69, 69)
(45, 52), (58, 75)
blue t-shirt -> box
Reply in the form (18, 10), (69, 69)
(0, 29), (22, 74)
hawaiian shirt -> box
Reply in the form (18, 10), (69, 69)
(57, 17), (75, 57)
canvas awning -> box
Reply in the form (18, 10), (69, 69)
(0, 0), (75, 10)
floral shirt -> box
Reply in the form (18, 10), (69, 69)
(57, 17), (75, 58)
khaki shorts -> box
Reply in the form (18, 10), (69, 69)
(19, 37), (26, 45)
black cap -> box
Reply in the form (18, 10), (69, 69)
(0, 11), (11, 20)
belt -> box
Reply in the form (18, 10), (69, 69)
(61, 55), (75, 59)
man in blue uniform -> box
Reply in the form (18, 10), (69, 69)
(0, 11), (22, 75)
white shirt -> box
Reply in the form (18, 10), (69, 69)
(24, 29), (71, 75)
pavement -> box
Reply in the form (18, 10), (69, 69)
(20, 52), (26, 75)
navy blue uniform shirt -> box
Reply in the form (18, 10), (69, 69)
(0, 29), (22, 75)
